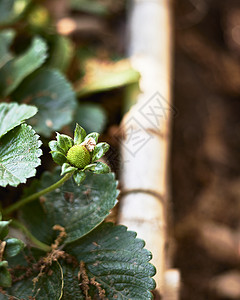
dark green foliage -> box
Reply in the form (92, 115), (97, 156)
(13, 69), (77, 137)
(21, 168), (118, 243)
(0, 2), (156, 298)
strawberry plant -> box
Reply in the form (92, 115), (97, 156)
(0, 1), (155, 299)
(0, 107), (155, 299)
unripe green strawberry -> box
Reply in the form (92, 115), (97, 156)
(67, 145), (91, 169)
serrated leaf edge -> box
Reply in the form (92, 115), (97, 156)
(0, 124), (42, 187)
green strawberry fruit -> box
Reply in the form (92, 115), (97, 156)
(67, 145), (91, 169)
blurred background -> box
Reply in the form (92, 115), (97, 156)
(173, 1), (240, 299)
(1, 0), (240, 299)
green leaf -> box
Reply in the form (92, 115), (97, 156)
(67, 223), (156, 299)
(2, 224), (155, 299)
(0, 220), (11, 240)
(92, 142), (109, 162)
(70, 0), (108, 16)
(0, 102), (37, 138)
(0, 0), (30, 26)
(1, 251), (64, 299)
(0, 261), (11, 288)
(48, 35), (74, 72)
(19, 201), (54, 246)
(61, 163), (77, 176)
(13, 68), (77, 137)
(0, 37), (48, 97)
(4, 238), (25, 258)
(0, 124), (42, 187)
(33, 261), (64, 299)
(0, 29), (15, 68)
(73, 170), (86, 185)
(49, 140), (65, 154)
(84, 132), (99, 144)
(73, 123), (86, 145)
(51, 151), (67, 166)
(56, 133), (73, 154)
(72, 103), (107, 134)
(84, 162), (110, 174)
(21, 168), (118, 244)
(75, 59), (140, 97)
(61, 263), (84, 299)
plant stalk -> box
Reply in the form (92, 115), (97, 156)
(11, 219), (51, 252)
(3, 172), (73, 216)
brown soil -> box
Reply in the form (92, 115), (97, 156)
(172, 1), (240, 299)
